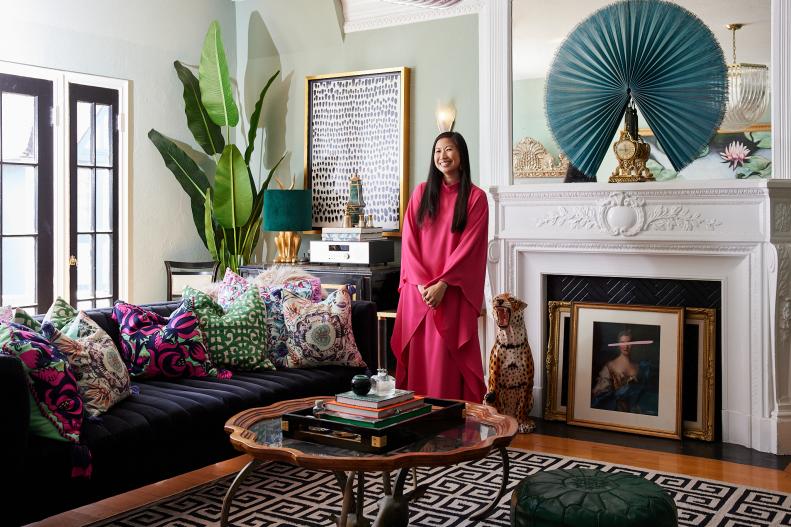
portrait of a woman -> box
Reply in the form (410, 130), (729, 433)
(591, 328), (659, 415)
(390, 131), (488, 402)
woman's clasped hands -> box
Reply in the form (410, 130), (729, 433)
(418, 281), (448, 309)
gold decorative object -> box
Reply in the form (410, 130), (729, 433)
(345, 174), (366, 227)
(273, 231), (302, 263)
(609, 105), (653, 183)
(512, 137), (569, 179)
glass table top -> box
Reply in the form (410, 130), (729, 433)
(249, 417), (498, 458)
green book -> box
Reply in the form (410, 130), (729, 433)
(335, 388), (415, 408)
(321, 404), (431, 429)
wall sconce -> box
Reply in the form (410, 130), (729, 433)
(436, 104), (456, 132)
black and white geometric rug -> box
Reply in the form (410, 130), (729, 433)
(89, 449), (791, 527)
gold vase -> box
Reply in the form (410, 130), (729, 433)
(274, 231), (301, 263)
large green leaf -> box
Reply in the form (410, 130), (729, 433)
(190, 200), (208, 247)
(199, 20), (238, 127)
(204, 190), (218, 261)
(245, 70), (280, 165)
(214, 145), (253, 230)
(148, 129), (210, 204)
(174, 61), (224, 155)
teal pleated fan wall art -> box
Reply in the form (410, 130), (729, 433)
(545, 0), (728, 178)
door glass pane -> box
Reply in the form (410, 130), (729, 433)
(95, 168), (112, 231)
(95, 104), (111, 167)
(95, 298), (111, 308)
(77, 234), (94, 299)
(96, 234), (112, 297)
(77, 300), (93, 310)
(77, 168), (94, 231)
(1, 92), (37, 163)
(76, 101), (93, 165)
(2, 164), (37, 234)
(2, 236), (36, 306)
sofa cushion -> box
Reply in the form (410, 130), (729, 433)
(0, 322), (83, 443)
(112, 301), (230, 380)
(53, 313), (132, 417)
(282, 287), (366, 369)
(43, 296), (78, 330)
(217, 269), (318, 367)
(0, 306), (41, 331)
(183, 285), (274, 371)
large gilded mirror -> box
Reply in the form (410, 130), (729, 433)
(511, 0), (772, 183)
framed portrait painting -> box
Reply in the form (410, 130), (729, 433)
(304, 67), (410, 235)
(568, 303), (684, 439)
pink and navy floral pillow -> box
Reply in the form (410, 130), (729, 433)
(112, 300), (230, 380)
(216, 269), (319, 367)
(0, 321), (92, 476)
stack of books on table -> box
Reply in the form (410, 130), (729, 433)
(321, 227), (384, 242)
(322, 389), (430, 429)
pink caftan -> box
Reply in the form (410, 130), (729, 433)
(391, 180), (488, 402)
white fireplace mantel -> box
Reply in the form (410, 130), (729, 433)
(486, 179), (791, 453)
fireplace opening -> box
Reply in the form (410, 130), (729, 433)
(544, 274), (722, 442)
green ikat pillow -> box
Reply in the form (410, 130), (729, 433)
(183, 286), (274, 371)
(43, 296), (79, 330)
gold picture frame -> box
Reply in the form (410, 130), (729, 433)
(568, 303), (684, 439)
(544, 301), (571, 421)
(683, 307), (717, 441)
(304, 67), (410, 237)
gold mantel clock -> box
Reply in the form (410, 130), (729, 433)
(610, 129), (654, 183)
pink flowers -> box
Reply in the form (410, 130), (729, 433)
(721, 141), (751, 169)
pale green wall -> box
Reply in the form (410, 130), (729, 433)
(235, 0), (478, 260)
(0, 0), (236, 303)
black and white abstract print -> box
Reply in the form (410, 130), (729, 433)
(308, 70), (403, 231)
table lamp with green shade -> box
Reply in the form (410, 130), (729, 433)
(263, 189), (313, 263)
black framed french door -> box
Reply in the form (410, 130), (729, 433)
(69, 83), (119, 309)
(0, 73), (54, 313)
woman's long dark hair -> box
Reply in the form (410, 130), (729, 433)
(417, 131), (472, 232)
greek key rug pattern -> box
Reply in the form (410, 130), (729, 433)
(89, 449), (791, 527)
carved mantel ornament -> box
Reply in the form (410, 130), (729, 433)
(513, 137), (570, 179)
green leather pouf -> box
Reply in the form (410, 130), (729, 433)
(511, 468), (677, 527)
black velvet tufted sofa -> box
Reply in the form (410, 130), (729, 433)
(1, 300), (378, 526)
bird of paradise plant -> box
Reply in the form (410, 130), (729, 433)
(149, 20), (284, 273)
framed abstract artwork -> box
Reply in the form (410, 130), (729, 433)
(568, 303), (684, 439)
(304, 67), (410, 235)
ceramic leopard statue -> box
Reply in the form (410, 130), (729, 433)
(484, 293), (535, 433)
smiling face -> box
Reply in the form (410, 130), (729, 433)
(433, 137), (461, 180)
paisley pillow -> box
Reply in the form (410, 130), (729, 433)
(183, 286), (273, 371)
(216, 269), (318, 367)
(281, 287), (365, 369)
(0, 305), (42, 331)
(112, 300), (230, 380)
(47, 312), (132, 417)
(0, 322), (83, 442)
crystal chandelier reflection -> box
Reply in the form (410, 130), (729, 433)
(721, 23), (770, 131)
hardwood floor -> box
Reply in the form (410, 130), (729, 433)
(31, 433), (791, 527)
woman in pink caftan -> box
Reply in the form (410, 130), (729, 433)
(391, 131), (488, 402)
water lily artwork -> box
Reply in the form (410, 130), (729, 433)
(643, 127), (772, 180)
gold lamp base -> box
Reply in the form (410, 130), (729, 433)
(274, 231), (301, 263)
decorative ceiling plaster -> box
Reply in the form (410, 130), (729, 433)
(340, 0), (481, 33)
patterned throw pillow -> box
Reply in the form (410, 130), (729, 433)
(112, 300), (230, 380)
(0, 322), (83, 442)
(44, 296), (78, 330)
(0, 306), (42, 331)
(281, 287), (365, 368)
(183, 286), (273, 371)
(216, 269), (318, 367)
(46, 312), (132, 417)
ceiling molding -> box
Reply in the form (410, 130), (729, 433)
(341, 0), (481, 33)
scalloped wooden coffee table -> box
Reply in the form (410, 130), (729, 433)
(222, 396), (518, 527)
